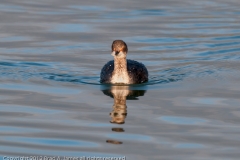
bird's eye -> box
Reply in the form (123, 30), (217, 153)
(115, 51), (120, 55)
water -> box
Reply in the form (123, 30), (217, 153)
(0, 0), (240, 159)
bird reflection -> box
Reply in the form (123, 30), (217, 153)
(109, 85), (128, 124)
(102, 85), (146, 145)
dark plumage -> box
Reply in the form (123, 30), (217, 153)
(100, 59), (148, 84)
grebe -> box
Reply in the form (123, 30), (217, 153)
(100, 40), (148, 84)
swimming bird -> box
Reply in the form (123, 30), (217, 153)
(100, 40), (148, 84)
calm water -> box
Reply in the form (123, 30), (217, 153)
(1, 0), (240, 160)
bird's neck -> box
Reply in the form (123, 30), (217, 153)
(114, 57), (127, 72)
(111, 57), (129, 84)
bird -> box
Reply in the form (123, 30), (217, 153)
(100, 40), (148, 84)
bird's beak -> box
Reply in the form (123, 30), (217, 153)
(111, 51), (120, 56)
